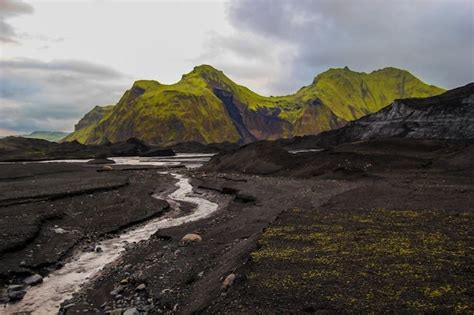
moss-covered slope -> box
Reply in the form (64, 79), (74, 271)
(66, 65), (445, 145)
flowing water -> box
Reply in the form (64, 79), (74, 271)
(4, 172), (218, 314)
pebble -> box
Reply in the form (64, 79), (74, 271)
(54, 227), (67, 234)
(136, 283), (146, 291)
(110, 285), (124, 296)
(120, 278), (129, 285)
(222, 273), (236, 290)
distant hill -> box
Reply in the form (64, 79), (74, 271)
(22, 131), (70, 142)
(281, 83), (474, 150)
(65, 65), (444, 146)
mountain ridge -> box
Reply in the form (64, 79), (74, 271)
(64, 65), (445, 145)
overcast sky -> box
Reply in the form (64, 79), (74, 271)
(1, 0), (473, 135)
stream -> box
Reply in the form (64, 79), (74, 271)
(4, 172), (218, 314)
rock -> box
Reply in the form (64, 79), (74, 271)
(8, 290), (26, 301)
(106, 308), (124, 315)
(23, 274), (43, 286)
(123, 307), (139, 315)
(136, 283), (146, 291)
(53, 227), (67, 234)
(222, 273), (236, 290)
(110, 285), (124, 296)
(0, 289), (8, 304)
(102, 165), (114, 171)
(180, 233), (202, 245)
(120, 278), (129, 285)
(19, 261), (26, 267)
(7, 285), (24, 292)
(95, 246), (103, 253)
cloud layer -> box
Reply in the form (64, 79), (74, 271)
(0, 59), (128, 133)
(200, 0), (474, 95)
(0, 0), (33, 43)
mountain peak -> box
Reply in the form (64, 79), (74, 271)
(191, 64), (223, 75)
(131, 80), (161, 91)
(183, 64), (226, 81)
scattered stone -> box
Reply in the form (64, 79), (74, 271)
(95, 246), (103, 253)
(198, 271), (204, 278)
(120, 278), (129, 285)
(8, 290), (26, 301)
(23, 274), (43, 286)
(180, 233), (202, 245)
(123, 308), (139, 315)
(19, 261), (26, 267)
(136, 283), (146, 291)
(53, 227), (67, 234)
(60, 303), (75, 313)
(110, 285), (124, 296)
(106, 308), (123, 315)
(7, 285), (24, 292)
(102, 165), (114, 171)
(222, 273), (236, 290)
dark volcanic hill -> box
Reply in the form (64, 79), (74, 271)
(204, 84), (474, 176)
(281, 83), (474, 150)
(64, 65), (444, 146)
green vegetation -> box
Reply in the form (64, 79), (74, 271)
(66, 65), (445, 145)
(63, 105), (115, 143)
(248, 207), (473, 313)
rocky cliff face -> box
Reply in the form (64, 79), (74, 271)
(65, 65), (444, 146)
(284, 83), (474, 149)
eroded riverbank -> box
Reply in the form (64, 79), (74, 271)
(3, 172), (219, 314)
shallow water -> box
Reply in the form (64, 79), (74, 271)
(31, 153), (215, 169)
(288, 148), (325, 154)
(4, 173), (218, 314)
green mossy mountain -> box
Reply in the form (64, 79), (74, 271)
(65, 65), (445, 145)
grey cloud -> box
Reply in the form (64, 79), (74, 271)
(0, 59), (129, 133)
(0, 0), (33, 43)
(204, 0), (474, 94)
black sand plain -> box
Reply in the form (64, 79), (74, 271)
(0, 138), (465, 314)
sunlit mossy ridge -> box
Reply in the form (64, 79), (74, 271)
(66, 65), (445, 145)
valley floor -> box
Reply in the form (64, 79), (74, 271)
(0, 139), (473, 314)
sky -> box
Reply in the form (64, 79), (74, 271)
(0, 0), (473, 135)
